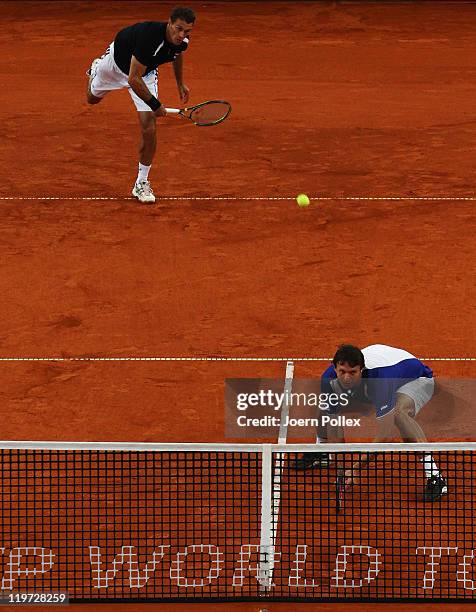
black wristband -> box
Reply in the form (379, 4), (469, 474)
(146, 96), (161, 111)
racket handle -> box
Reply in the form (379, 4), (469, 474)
(165, 108), (181, 115)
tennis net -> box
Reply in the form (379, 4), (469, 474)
(0, 442), (475, 602)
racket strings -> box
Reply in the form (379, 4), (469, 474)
(190, 102), (231, 125)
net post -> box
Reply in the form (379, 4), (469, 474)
(258, 443), (273, 590)
(270, 361), (295, 583)
(278, 360), (294, 445)
(259, 360), (294, 592)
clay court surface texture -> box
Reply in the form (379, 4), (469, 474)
(1, 0), (476, 610)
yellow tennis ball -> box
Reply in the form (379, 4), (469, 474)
(296, 193), (310, 207)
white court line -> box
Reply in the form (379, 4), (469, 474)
(0, 196), (475, 202)
(0, 356), (474, 362)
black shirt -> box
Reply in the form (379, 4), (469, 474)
(113, 21), (189, 76)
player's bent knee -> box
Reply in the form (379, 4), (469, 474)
(394, 410), (405, 428)
(394, 405), (415, 427)
(395, 393), (416, 418)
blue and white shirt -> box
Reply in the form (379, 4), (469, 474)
(321, 344), (433, 418)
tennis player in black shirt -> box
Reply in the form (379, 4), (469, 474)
(86, 7), (195, 203)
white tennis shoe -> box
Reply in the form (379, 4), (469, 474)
(132, 180), (156, 204)
(86, 58), (100, 78)
(86, 58), (100, 98)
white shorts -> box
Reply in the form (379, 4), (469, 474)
(90, 42), (158, 112)
(396, 377), (435, 415)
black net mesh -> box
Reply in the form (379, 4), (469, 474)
(0, 447), (474, 602)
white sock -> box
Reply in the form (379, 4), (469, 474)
(137, 163), (151, 183)
(421, 454), (440, 478)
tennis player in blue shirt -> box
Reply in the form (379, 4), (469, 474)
(292, 344), (447, 501)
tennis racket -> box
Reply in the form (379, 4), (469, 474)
(165, 100), (231, 126)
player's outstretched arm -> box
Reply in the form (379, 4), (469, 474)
(128, 56), (167, 116)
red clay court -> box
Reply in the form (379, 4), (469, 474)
(0, 1), (476, 610)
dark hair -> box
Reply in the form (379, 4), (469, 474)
(170, 6), (196, 23)
(332, 344), (365, 369)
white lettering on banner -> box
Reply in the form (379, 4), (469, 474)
(170, 545), (223, 588)
(332, 545), (381, 588)
(89, 545), (170, 589)
(457, 550), (476, 590)
(5, 543), (476, 592)
(1, 547), (54, 590)
(288, 545), (319, 587)
(232, 544), (281, 587)
(416, 547), (458, 589)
